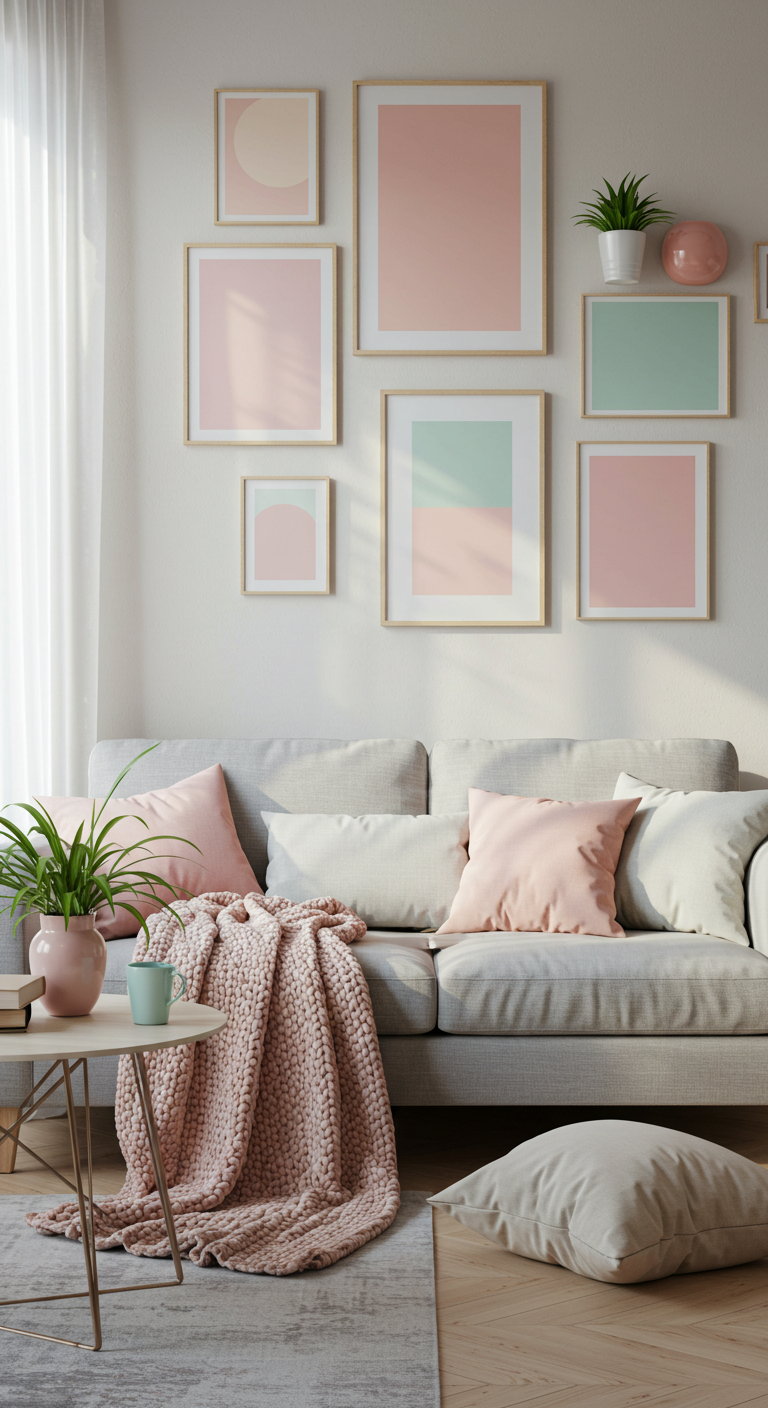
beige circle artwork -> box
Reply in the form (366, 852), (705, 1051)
(234, 99), (309, 189)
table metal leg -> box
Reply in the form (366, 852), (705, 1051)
(0, 1050), (185, 1351)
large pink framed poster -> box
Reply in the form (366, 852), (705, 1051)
(354, 81), (546, 355)
(185, 244), (337, 446)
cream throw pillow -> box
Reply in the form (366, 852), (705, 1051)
(613, 772), (768, 946)
(262, 811), (468, 930)
(429, 1120), (768, 1284)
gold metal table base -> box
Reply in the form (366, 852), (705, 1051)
(0, 1052), (183, 1351)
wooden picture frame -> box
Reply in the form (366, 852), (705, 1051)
(241, 477), (330, 594)
(184, 244), (337, 446)
(577, 442), (710, 621)
(382, 390), (545, 626)
(754, 243), (768, 322)
(214, 88), (319, 225)
(354, 80), (546, 356)
(582, 294), (730, 419)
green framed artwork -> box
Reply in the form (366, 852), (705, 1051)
(582, 294), (730, 418)
(381, 390), (545, 626)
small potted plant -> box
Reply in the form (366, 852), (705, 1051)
(572, 173), (675, 284)
(0, 746), (198, 1017)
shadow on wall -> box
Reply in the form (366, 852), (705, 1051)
(740, 773), (768, 791)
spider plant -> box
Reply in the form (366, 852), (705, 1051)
(572, 173), (675, 231)
(0, 744), (199, 945)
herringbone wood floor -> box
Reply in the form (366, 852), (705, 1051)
(2, 1104), (767, 1406)
(395, 1106), (768, 1408)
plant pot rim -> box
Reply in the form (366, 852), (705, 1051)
(36, 912), (99, 928)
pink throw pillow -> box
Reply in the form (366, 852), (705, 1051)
(437, 788), (640, 938)
(37, 764), (261, 938)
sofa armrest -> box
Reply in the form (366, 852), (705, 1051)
(745, 840), (768, 957)
(0, 896), (33, 1104)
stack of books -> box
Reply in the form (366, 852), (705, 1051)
(0, 975), (45, 1032)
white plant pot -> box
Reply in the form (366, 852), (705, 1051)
(598, 229), (646, 284)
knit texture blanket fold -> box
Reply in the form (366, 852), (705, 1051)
(27, 892), (401, 1274)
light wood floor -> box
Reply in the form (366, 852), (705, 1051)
(2, 1104), (768, 1406)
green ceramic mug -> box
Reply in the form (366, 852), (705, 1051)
(127, 960), (187, 1025)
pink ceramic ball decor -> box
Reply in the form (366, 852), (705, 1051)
(662, 221), (728, 285)
(29, 914), (107, 1016)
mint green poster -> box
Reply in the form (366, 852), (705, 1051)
(587, 298), (727, 415)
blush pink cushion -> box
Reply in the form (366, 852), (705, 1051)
(437, 789), (640, 938)
(38, 765), (261, 938)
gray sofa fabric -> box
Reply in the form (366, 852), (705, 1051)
(378, 1034), (768, 1105)
(89, 738), (429, 888)
(4, 733), (765, 1112)
(429, 737), (738, 813)
(99, 930), (437, 1040)
(434, 931), (768, 1036)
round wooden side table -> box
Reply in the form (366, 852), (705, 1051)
(0, 993), (227, 1351)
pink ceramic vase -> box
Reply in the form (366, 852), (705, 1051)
(661, 221), (728, 285)
(29, 914), (107, 1017)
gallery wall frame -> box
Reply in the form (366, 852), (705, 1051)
(381, 390), (545, 627)
(582, 294), (730, 419)
(577, 441), (710, 621)
(214, 88), (319, 225)
(184, 243), (337, 446)
(354, 80), (546, 356)
(241, 476), (330, 594)
(754, 242), (768, 322)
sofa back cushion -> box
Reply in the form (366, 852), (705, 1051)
(263, 812), (468, 930)
(429, 737), (738, 813)
(89, 739), (428, 889)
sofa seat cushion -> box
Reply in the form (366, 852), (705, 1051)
(434, 931), (768, 1035)
(105, 931), (437, 1038)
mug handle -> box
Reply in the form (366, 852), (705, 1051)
(169, 969), (187, 1005)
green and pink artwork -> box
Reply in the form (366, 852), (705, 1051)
(185, 244), (336, 445)
(355, 82), (545, 355)
(382, 392), (544, 625)
(577, 442), (710, 620)
(215, 89), (319, 225)
(242, 477), (329, 594)
(583, 296), (729, 417)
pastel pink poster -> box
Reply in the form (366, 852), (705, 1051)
(223, 96), (311, 218)
(377, 104), (521, 332)
(589, 455), (697, 608)
(197, 258), (322, 431)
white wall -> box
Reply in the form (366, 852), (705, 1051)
(98, 0), (768, 781)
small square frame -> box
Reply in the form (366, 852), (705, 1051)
(582, 294), (730, 418)
(214, 88), (319, 226)
(754, 243), (768, 322)
(241, 477), (330, 595)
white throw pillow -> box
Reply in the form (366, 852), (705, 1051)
(429, 1120), (768, 1284)
(613, 772), (768, 946)
(262, 812), (468, 930)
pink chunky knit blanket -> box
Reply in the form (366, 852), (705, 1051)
(27, 892), (401, 1274)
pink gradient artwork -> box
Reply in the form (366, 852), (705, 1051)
(198, 258), (321, 431)
(224, 97), (310, 218)
(412, 506), (513, 594)
(253, 503), (316, 579)
(588, 455), (696, 608)
(378, 104), (521, 332)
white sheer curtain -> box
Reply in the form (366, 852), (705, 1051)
(0, 0), (105, 812)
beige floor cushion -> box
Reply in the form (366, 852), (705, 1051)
(433, 930), (768, 1035)
(429, 1119), (768, 1283)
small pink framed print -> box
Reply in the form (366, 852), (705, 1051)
(184, 244), (337, 446)
(215, 89), (319, 225)
(241, 477), (330, 595)
(577, 442), (710, 621)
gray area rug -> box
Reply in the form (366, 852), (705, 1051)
(0, 1192), (439, 1408)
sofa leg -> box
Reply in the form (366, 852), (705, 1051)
(0, 1108), (21, 1174)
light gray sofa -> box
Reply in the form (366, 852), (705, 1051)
(3, 735), (768, 1111)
